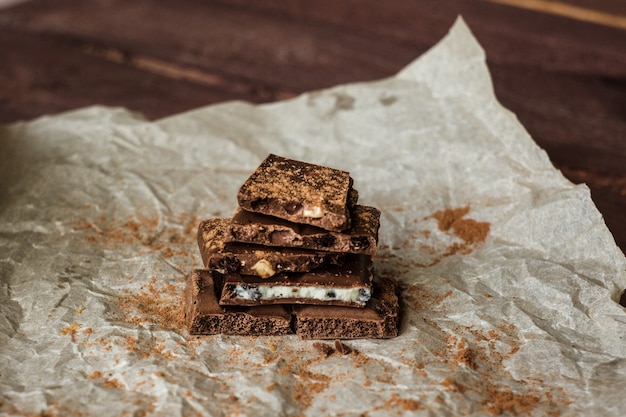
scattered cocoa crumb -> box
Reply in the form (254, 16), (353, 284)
(386, 393), (421, 411)
(115, 278), (185, 330)
(482, 386), (541, 415)
(455, 346), (476, 369)
(125, 336), (139, 353)
(415, 205), (491, 266)
(73, 212), (200, 261)
(440, 377), (468, 393)
(350, 350), (371, 367)
(88, 371), (102, 380)
(292, 379), (328, 410)
(487, 329), (500, 341)
(374, 372), (394, 385)
(434, 290), (453, 305)
(102, 377), (123, 389)
(313, 342), (334, 357)
(334, 340), (352, 355)
(447, 336), (476, 370)
(371, 393), (422, 413)
(59, 323), (82, 342)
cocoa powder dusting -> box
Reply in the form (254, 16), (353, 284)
(65, 206), (568, 415)
(115, 278), (185, 331)
(483, 387), (541, 415)
(59, 323), (82, 343)
(414, 205), (491, 266)
(400, 279), (568, 415)
(429, 206), (490, 245)
(382, 393), (422, 411)
(73, 211), (200, 261)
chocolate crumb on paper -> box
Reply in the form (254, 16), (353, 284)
(73, 211), (200, 262)
(59, 323), (82, 343)
(399, 278), (569, 415)
(334, 339), (352, 355)
(313, 342), (334, 357)
(115, 278), (185, 331)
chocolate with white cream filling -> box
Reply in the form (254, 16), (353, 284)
(293, 277), (399, 339)
(184, 269), (293, 335)
(219, 255), (373, 307)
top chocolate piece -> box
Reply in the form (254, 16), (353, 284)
(237, 154), (354, 231)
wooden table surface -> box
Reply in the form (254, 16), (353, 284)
(1, 0), (625, 258)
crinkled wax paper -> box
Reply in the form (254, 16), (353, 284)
(1, 18), (625, 417)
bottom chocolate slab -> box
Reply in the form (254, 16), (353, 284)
(184, 269), (293, 336)
(293, 277), (399, 339)
(184, 269), (399, 339)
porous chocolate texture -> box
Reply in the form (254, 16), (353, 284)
(237, 154), (355, 231)
(198, 218), (344, 278)
(219, 255), (373, 308)
(293, 277), (399, 340)
(228, 205), (380, 255)
(184, 269), (293, 336)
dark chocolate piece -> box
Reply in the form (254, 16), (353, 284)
(312, 342), (334, 357)
(219, 255), (373, 307)
(237, 154), (354, 231)
(184, 269), (292, 336)
(293, 277), (399, 339)
(228, 205), (380, 255)
(334, 339), (353, 354)
(198, 218), (344, 278)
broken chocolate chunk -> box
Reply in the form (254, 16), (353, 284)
(198, 218), (344, 278)
(313, 342), (334, 357)
(293, 277), (399, 339)
(184, 269), (293, 336)
(228, 205), (380, 255)
(334, 339), (352, 354)
(237, 154), (355, 231)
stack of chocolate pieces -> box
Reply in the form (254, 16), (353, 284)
(184, 154), (398, 339)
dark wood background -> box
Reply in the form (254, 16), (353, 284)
(1, 0), (625, 258)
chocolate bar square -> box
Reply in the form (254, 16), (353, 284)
(219, 255), (373, 307)
(228, 205), (380, 255)
(293, 277), (399, 339)
(184, 269), (293, 336)
(237, 154), (354, 231)
(198, 218), (344, 278)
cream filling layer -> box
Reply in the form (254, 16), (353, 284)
(234, 285), (370, 303)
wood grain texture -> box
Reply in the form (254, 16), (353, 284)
(487, 0), (626, 30)
(0, 0), (624, 252)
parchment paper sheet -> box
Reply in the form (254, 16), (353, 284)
(1, 18), (625, 417)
